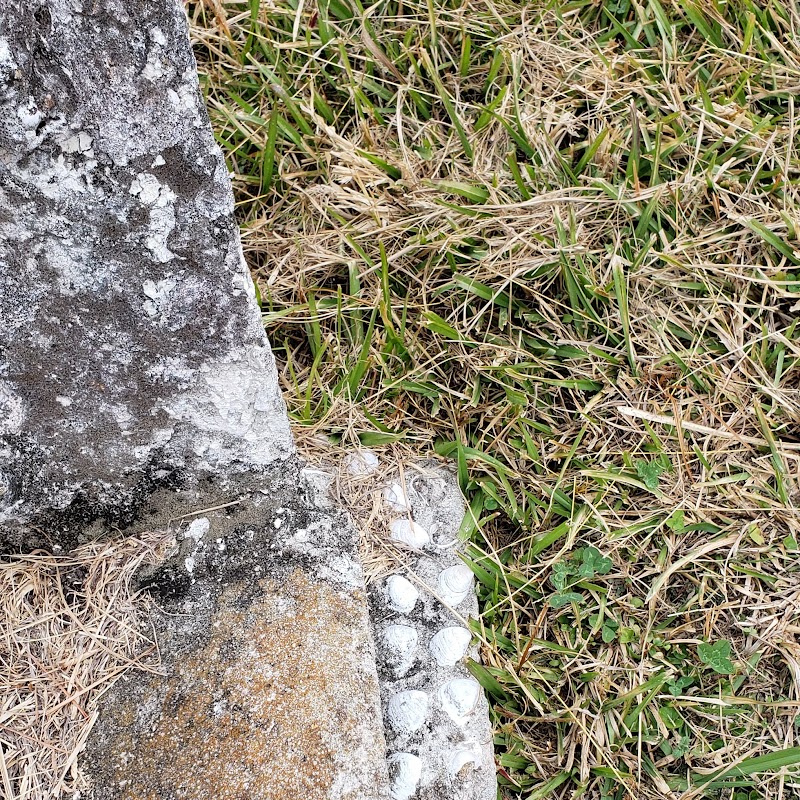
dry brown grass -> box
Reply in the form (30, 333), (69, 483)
(5, 0), (800, 798)
(0, 532), (171, 800)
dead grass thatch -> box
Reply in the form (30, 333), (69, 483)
(0, 531), (172, 800)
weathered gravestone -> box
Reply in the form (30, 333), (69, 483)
(0, 1), (496, 798)
(0, 1), (388, 797)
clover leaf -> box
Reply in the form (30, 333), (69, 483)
(549, 591), (585, 609)
(578, 546), (613, 579)
(666, 675), (694, 696)
(636, 458), (665, 490)
(698, 640), (735, 674)
(551, 561), (572, 591)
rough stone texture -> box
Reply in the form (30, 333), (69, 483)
(370, 464), (496, 800)
(81, 466), (390, 800)
(0, 0), (293, 549)
(0, 2), (391, 798)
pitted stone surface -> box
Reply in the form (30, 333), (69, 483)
(81, 468), (390, 800)
(0, 0), (293, 548)
(370, 464), (496, 800)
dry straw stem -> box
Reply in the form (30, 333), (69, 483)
(0, 531), (172, 800)
(188, 0), (800, 797)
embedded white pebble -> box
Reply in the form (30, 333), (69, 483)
(386, 575), (419, 614)
(429, 627), (471, 666)
(387, 752), (422, 800)
(344, 449), (380, 476)
(438, 678), (481, 724)
(382, 625), (418, 676)
(384, 482), (411, 511)
(387, 690), (429, 734)
(447, 741), (483, 778)
(437, 563), (474, 607)
(390, 518), (429, 550)
(184, 517), (210, 542)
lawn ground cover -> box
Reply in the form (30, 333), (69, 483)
(190, 1), (800, 797)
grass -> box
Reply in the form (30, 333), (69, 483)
(188, 1), (800, 797)
(0, 531), (170, 799)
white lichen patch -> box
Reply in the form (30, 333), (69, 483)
(130, 173), (176, 262)
(389, 519), (429, 550)
(0, 37), (16, 74)
(184, 517), (210, 543)
(0, 382), (25, 436)
(167, 79), (200, 123)
(387, 690), (429, 735)
(386, 575), (419, 614)
(142, 277), (177, 318)
(429, 627), (471, 667)
(61, 131), (93, 154)
(160, 347), (292, 468)
(32, 152), (95, 199)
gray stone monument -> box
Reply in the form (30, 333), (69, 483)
(0, 1), (496, 798)
(0, 0), (293, 551)
(0, 1), (388, 797)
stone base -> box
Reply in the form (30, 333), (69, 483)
(80, 467), (389, 800)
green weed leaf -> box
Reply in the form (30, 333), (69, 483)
(601, 624), (618, 643)
(636, 459), (665, 490)
(666, 510), (685, 532)
(698, 640), (735, 674)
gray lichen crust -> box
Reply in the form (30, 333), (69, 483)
(0, 0), (293, 546)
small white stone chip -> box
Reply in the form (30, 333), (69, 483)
(389, 519), (429, 550)
(386, 575), (419, 614)
(384, 482), (410, 511)
(344, 449), (380, 476)
(429, 627), (471, 666)
(447, 741), (483, 778)
(387, 690), (429, 734)
(387, 752), (422, 800)
(382, 625), (418, 676)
